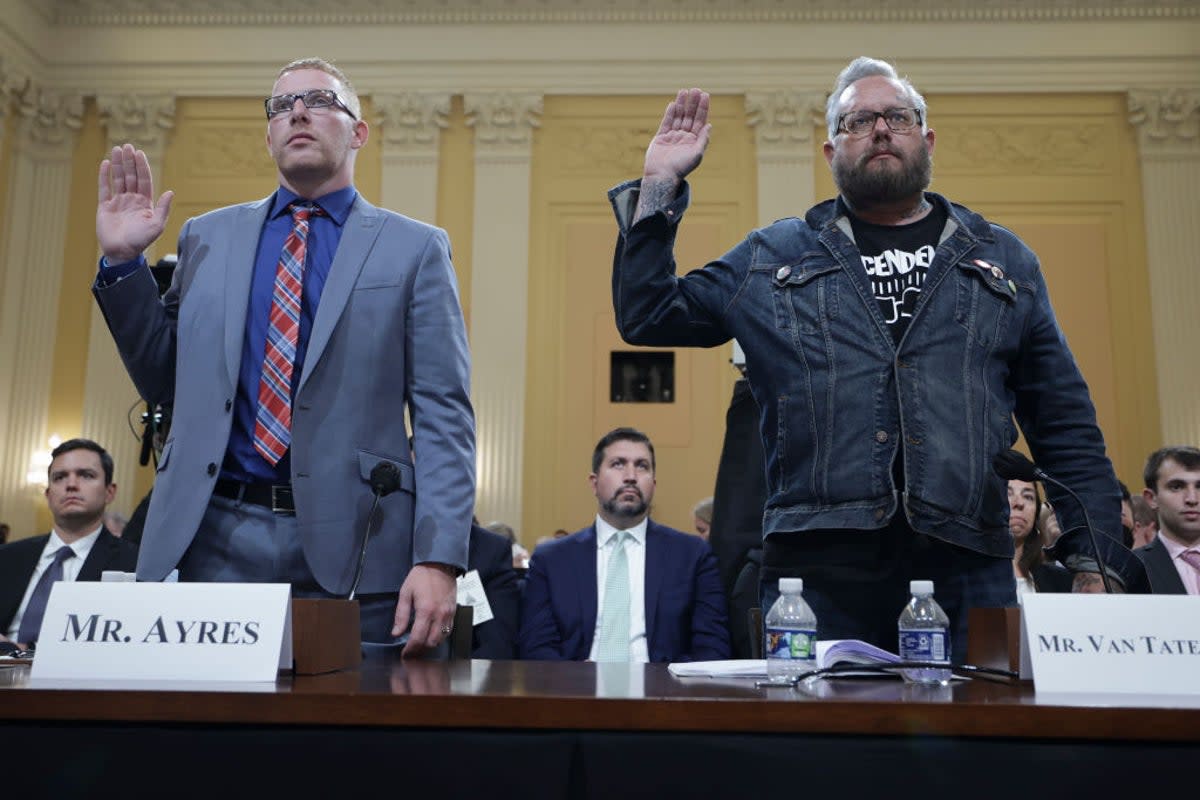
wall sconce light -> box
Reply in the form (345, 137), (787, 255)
(26, 434), (62, 488)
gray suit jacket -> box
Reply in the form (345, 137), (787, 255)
(1134, 537), (1187, 594)
(93, 194), (475, 595)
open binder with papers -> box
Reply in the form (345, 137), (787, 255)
(668, 640), (901, 680)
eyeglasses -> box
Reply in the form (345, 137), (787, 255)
(837, 107), (923, 138)
(264, 89), (356, 120)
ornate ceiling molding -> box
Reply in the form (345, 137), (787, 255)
(39, 0), (1200, 26)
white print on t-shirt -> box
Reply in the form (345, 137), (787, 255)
(863, 245), (935, 324)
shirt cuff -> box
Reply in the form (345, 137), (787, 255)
(96, 254), (147, 287)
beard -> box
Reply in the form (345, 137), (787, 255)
(833, 137), (932, 212)
(601, 488), (649, 521)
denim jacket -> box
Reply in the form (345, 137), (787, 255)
(609, 180), (1144, 589)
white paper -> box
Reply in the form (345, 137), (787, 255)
(667, 659), (767, 678)
(456, 569), (493, 625)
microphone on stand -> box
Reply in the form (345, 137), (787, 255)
(347, 462), (402, 601)
(993, 450), (1113, 593)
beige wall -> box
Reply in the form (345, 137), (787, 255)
(0, 2), (1195, 544)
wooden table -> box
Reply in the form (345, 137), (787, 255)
(2, 656), (1195, 799)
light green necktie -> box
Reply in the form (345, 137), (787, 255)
(595, 530), (632, 662)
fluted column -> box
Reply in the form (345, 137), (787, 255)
(1128, 89), (1200, 446)
(0, 87), (84, 533)
(463, 91), (541, 527)
(374, 92), (450, 224)
(745, 90), (826, 226)
(85, 94), (175, 514)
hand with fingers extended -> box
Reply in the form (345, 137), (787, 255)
(97, 143), (174, 264)
(392, 562), (458, 658)
(643, 88), (712, 184)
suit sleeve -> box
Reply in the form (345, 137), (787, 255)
(404, 228), (476, 571)
(91, 222), (189, 406)
(683, 543), (731, 661)
(517, 553), (568, 660)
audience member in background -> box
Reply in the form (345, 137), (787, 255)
(1007, 479), (1072, 597)
(0, 439), (138, 648)
(1037, 500), (1063, 548)
(484, 520), (529, 569)
(552, 528), (570, 539)
(1135, 446), (1200, 595)
(1130, 495), (1158, 549)
(1118, 481), (1135, 548)
(103, 510), (128, 537)
(691, 496), (713, 540)
(465, 523), (521, 658)
(518, 428), (730, 662)
(0, 523), (9, 545)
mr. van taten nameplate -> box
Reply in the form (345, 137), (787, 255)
(31, 582), (292, 682)
(1021, 593), (1200, 697)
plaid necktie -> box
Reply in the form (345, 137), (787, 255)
(254, 203), (322, 465)
(595, 530), (632, 662)
(18, 546), (76, 644)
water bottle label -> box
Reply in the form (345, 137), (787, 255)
(898, 629), (948, 662)
(765, 628), (816, 661)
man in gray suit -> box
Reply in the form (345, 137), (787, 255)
(93, 57), (475, 654)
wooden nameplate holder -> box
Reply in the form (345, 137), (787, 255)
(290, 598), (362, 675)
(966, 606), (1026, 679)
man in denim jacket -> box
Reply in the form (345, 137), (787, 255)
(608, 57), (1147, 663)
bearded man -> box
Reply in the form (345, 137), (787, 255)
(517, 428), (729, 662)
(607, 57), (1145, 663)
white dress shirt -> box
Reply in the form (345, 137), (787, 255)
(6, 526), (102, 640)
(1157, 532), (1200, 595)
(588, 515), (648, 663)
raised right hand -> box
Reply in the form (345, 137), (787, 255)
(642, 88), (711, 183)
(96, 143), (174, 263)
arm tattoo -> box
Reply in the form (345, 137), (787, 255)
(1072, 572), (1106, 593)
(633, 179), (680, 225)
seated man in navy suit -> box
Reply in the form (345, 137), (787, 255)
(0, 438), (138, 649)
(518, 427), (730, 662)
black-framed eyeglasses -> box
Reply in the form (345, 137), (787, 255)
(264, 89), (356, 120)
(837, 107), (923, 137)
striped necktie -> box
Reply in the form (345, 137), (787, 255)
(18, 546), (75, 645)
(595, 530), (632, 662)
(254, 203), (321, 465)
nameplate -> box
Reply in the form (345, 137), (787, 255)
(31, 582), (292, 683)
(1021, 594), (1200, 696)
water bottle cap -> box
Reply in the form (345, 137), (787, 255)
(910, 579), (934, 595)
(779, 578), (804, 594)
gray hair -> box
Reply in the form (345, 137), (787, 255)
(825, 56), (928, 139)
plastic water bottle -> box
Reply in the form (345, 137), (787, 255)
(764, 578), (817, 683)
(897, 580), (952, 686)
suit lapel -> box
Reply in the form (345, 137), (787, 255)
(0, 535), (48, 627)
(644, 521), (664, 653)
(297, 198), (384, 396)
(224, 199), (272, 389)
(576, 527), (599, 657)
(77, 529), (114, 582)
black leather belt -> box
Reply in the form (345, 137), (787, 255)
(213, 479), (295, 514)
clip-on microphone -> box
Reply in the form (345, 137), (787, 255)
(347, 462), (401, 601)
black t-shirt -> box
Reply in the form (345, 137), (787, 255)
(848, 202), (947, 345)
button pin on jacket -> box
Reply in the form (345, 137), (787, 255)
(776, 266), (791, 281)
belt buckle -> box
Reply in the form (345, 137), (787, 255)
(271, 485), (295, 515)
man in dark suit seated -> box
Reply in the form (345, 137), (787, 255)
(1135, 445), (1200, 595)
(518, 427), (730, 663)
(465, 523), (521, 658)
(0, 438), (138, 648)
